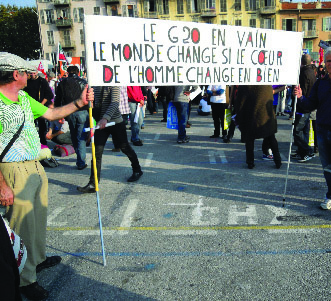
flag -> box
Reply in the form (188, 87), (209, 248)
(319, 47), (324, 65)
(37, 61), (47, 79)
(58, 42), (68, 63)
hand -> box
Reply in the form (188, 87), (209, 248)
(45, 132), (52, 140)
(183, 91), (190, 96)
(79, 85), (94, 107)
(293, 85), (302, 98)
(140, 100), (144, 106)
(0, 184), (14, 207)
(97, 118), (108, 130)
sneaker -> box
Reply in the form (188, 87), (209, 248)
(321, 198), (331, 210)
(247, 163), (255, 169)
(262, 154), (274, 161)
(177, 136), (190, 144)
(298, 155), (313, 163)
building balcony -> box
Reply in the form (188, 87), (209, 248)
(55, 18), (73, 27)
(200, 8), (216, 17)
(62, 40), (75, 49)
(104, 0), (120, 3)
(259, 6), (276, 15)
(303, 30), (319, 39)
(54, 0), (70, 6)
(144, 12), (158, 19)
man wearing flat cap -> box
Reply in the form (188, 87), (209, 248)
(0, 52), (94, 300)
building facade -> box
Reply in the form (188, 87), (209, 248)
(36, 0), (331, 66)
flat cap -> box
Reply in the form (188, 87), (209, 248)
(0, 52), (37, 73)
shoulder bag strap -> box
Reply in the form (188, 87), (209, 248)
(0, 114), (25, 162)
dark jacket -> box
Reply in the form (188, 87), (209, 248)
(24, 76), (53, 107)
(297, 64), (316, 113)
(298, 74), (331, 128)
(54, 73), (87, 110)
(234, 85), (277, 141)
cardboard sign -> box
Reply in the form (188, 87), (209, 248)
(84, 15), (303, 86)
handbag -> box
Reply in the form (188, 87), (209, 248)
(1, 215), (27, 274)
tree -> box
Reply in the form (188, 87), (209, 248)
(0, 5), (41, 59)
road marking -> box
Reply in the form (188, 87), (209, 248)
(48, 224), (331, 233)
(228, 205), (258, 225)
(154, 133), (160, 140)
(208, 150), (228, 164)
(47, 207), (67, 226)
(118, 199), (139, 235)
(144, 153), (153, 167)
(265, 205), (288, 225)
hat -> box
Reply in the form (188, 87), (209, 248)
(0, 52), (37, 73)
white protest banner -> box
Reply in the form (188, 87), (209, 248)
(84, 15), (303, 86)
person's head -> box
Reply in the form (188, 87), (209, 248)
(0, 52), (36, 87)
(301, 54), (312, 66)
(47, 71), (55, 81)
(324, 47), (331, 75)
(29, 71), (39, 80)
(67, 65), (79, 75)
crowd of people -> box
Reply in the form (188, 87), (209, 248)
(0, 48), (330, 300)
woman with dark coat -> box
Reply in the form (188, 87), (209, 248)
(234, 85), (282, 169)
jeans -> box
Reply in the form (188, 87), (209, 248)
(90, 121), (141, 184)
(66, 110), (89, 168)
(173, 102), (189, 140)
(129, 102), (143, 142)
(316, 125), (331, 198)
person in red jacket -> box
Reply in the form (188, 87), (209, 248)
(127, 86), (145, 146)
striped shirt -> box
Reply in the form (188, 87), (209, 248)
(92, 86), (123, 123)
(0, 91), (47, 162)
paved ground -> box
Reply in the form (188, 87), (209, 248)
(27, 106), (331, 300)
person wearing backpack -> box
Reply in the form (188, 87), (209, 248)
(54, 65), (89, 170)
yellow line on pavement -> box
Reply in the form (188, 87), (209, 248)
(47, 224), (331, 232)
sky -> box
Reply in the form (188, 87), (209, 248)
(0, 0), (36, 7)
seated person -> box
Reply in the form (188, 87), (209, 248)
(197, 97), (211, 116)
(46, 118), (72, 145)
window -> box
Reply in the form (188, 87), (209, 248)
(121, 5), (137, 17)
(322, 17), (331, 32)
(80, 29), (84, 44)
(245, 0), (257, 11)
(263, 0), (274, 7)
(45, 9), (54, 24)
(63, 30), (71, 47)
(187, 0), (198, 13)
(305, 41), (313, 54)
(94, 7), (100, 15)
(282, 19), (296, 31)
(73, 7), (84, 22)
(47, 31), (54, 45)
(144, 0), (156, 12)
(206, 0), (215, 9)
(249, 18), (256, 28)
(221, 20), (227, 25)
(162, 0), (169, 14)
(235, 19), (242, 26)
(220, 0), (227, 12)
(177, 0), (184, 14)
(57, 8), (70, 19)
(260, 18), (274, 29)
(235, 0), (241, 11)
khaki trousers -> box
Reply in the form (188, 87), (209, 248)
(0, 160), (48, 286)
